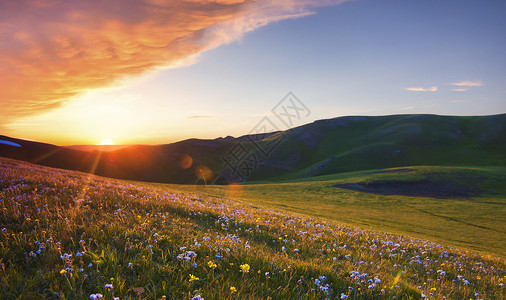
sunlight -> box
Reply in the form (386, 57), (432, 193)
(100, 138), (114, 145)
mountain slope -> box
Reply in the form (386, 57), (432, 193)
(247, 114), (506, 181)
(1, 113), (505, 183)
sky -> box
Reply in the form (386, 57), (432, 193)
(1, 0), (505, 145)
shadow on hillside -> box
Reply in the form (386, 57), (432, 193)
(334, 179), (480, 199)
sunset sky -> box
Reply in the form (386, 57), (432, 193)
(1, 0), (505, 145)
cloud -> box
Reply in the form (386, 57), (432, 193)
(403, 86), (438, 92)
(451, 88), (468, 92)
(0, 0), (349, 124)
(451, 80), (483, 87)
(187, 115), (213, 119)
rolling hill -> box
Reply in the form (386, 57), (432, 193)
(1, 157), (505, 299)
(1, 114), (505, 184)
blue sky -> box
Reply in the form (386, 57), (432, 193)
(2, 0), (505, 145)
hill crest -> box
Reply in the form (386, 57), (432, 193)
(1, 113), (505, 184)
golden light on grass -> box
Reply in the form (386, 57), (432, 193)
(2, 158), (504, 299)
(227, 182), (244, 199)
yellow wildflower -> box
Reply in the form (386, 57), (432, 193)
(240, 263), (250, 273)
(189, 274), (199, 282)
(230, 287), (237, 293)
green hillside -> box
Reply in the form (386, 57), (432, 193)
(174, 166), (506, 258)
(1, 157), (505, 299)
(248, 114), (506, 181)
(1, 114), (505, 184)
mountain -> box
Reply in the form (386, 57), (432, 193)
(65, 144), (131, 152)
(1, 114), (505, 184)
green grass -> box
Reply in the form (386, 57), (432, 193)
(1, 158), (505, 299)
(245, 114), (506, 181)
(175, 166), (506, 259)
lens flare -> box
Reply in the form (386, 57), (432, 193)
(195, 165), (212, 183)
(179, 154), (193, 169)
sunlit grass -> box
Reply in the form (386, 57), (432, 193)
(175, 166), (506, 258)
(0, 158), (504, 299)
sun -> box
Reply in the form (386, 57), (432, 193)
(100, 138), (114, 145)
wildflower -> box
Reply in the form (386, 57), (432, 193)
(189, 274), (199, 282)
(60, 269), (66, 274)
(1, 228), (6, 232)
(230, 286), (237, 293)
(340, 293), (347, 299)
(190, 295), (204, 300)
(240, 263), (250, 273)
(207, 261), (217, 269)
(60, 253), (72, 260)
(105, 284), (113, 289)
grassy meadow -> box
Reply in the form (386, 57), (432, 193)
(1, 157), (505, 299)
(182, 166), (506, 259)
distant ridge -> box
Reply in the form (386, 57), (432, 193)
(1, 113), (505, 184)
(65, 144), (132, 152)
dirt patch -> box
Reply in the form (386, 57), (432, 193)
(334, 179), (480, 199)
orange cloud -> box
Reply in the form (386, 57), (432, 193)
(451, 80), (483, 87)
(403, 86), (438, 92)
(0, 0), (349, 125)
